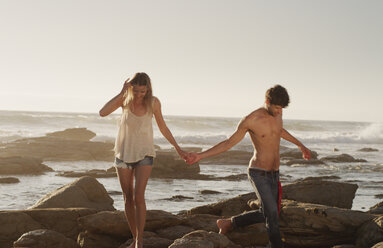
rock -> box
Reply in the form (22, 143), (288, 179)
(0, 211), (42, 248)
(0, 128), (114, 161)
(169, 230), (240, 248)
(369, 201), (383, 214)
(332, 245), (355, 248)
(145, 210), (184, 231)
(300, 175), (341, 181)
(0, 208), (96, 248)
(156, 225), (195, 240)
(285, 159), (325, 166)
(13, 229), (79, 248)
(280, 148), (318, 160)
(199, 190), (221, 195)
(200, 150), (252, 165)
(152, 152), (200, 179)
(78, 210), (132, 238)
(358, 147), (379, 152)
(320, 153), (367, 163)
(182, 214), (220, 232)
(356, 216), (383, 248)
(0, 176), (20, 183)
(373, 242), (383, 248)
(375, 194), (383, 199)
(334, 148), (340, 152)
(56, 169), (117, 178)
(163, 195), (194, 201)
(187, 192), (256, 217)
(124, 233), (173, 248)
(283, 179), (358, 209)
(0, 156), (53, 175)
(78, 230), (125, 248)
(30, 176), (115, 211)
(279, 200), (375, 247)
(226, 223), (269, 247)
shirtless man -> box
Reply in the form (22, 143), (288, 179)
(186, 85), (311, 248)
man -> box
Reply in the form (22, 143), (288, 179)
(186, 85), (311, 248)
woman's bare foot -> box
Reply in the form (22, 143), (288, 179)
(216, 218), (232, 235)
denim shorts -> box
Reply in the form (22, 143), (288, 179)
(114, 156), (154, 169)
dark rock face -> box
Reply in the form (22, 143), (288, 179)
(356, 216), (383, 248)
(369, 201), (383, 215)
(320, 153), (367, 163)
(283, 179), (358, 209)
(30, 176), (115, 211)
(0, 176), (20, 183)
(358, 147), (379, 152)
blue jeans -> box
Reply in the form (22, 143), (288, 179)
(231, 167), (283, 248)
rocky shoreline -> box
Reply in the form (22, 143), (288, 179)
(1, 176), (382, 248)
(1, 128), (382, 247)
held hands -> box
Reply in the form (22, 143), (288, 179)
(300, 146), (312, 160)
(176, 149), (201, 165)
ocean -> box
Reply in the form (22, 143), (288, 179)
(1, 110), (382, 213)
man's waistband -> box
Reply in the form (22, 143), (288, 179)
(248, 167), (279, 176)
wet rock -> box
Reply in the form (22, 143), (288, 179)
(280, 148), (318, 160)
(200, 150), (252, 165)
(285, 158), (325, 166)
(375, 194), (383, 199)
(283, 179), (358, 209)
(169, 230), (240, 248)
(13, 229), (79, 248)
(0, 176), (20, 183)
(187, 192), (255, 217)
(30, 176), (115, 211)
(56, 169), (117, 178)
(320, 153), (367, 163)
(164, 195), (194, 201)
(0, 128), (114, 161)
(368, 201), (383, 215)
(199, 190), (221, 195)
(151, 152), (201, 179)
(358, 147), (379, 152)
(356, 215), (383, 248)
(279, 200), (375, 247)
(0, 156), (53, 175)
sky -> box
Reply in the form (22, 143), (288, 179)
(0, 0), (382, 122)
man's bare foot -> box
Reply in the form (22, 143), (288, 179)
(216, 218), (232, 235)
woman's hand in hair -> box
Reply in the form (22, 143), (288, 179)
(120, 78), (132, 95)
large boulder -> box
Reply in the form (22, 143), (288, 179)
(283, 179), (358, 209)
(0, 156), (53, 175)
(187, 192), (255, 217)
(0, 211), (42, 248)
(226, 223), (268, 247)
(0, 208), (96, 248)
(30, 176), (115, 211)
(13, 229), (79, 248)
(279, 200), (375, 247)
(356, 215), (383, 248)
(169, 230), (240, 248)
(152, 151), (200, 179)
(0, 128), (114, 161)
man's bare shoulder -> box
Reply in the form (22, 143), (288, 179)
(246, 107), (268, 121)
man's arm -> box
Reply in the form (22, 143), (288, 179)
(281, 128), (311, 160)
(186, 117), (249, 164)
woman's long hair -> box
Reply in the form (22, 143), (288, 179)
(123, 72), (153, 113)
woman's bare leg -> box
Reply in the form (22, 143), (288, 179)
(116, 167), (136, 248)
(133, 165), (152, 248)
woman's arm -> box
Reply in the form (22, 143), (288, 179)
(153, 97), (186, 159)
(99, 80), (130, 117)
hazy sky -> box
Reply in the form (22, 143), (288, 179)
(1, 0), (382, 122)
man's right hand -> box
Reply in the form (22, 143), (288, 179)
(300, 146), (311, 160)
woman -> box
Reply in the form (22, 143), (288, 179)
(99, 72), (187, 248)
